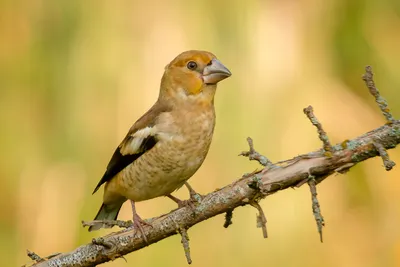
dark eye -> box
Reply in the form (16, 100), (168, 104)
(187, 61), (197, 70)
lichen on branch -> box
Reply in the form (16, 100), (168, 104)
(27, 66), (399, 267)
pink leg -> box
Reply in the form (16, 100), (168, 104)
(130, 200), (151, 243)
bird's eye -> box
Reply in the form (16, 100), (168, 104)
(187, 61), (197, 70)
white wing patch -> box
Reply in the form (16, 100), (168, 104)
(120, 126), (155, 156)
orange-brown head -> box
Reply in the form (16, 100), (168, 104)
(159, 50), (231, 103)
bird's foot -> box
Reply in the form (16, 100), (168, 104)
(128, 213), (152, 244)
(167, 183), (203, 213)
(167, 194), (197, 210)
(185, 182), (203, 203)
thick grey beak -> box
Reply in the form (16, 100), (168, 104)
(203, 58), (231, 84)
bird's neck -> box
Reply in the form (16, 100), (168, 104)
(159, 85), (216, 108)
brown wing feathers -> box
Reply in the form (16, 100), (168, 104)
(92, 135), (157, 194)
(92, 102), (171, 194)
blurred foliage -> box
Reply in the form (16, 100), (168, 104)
(1, 0), (400, 266)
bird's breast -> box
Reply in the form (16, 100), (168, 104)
(115, 106), (216, 201)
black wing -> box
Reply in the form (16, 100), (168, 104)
(92, 135), (157, 194)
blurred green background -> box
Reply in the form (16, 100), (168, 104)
(1, 0), (400, 266)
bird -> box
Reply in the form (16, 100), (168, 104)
(89, 50), (231, 241)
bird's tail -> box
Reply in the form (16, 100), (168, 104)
(88, 202), (123, 232)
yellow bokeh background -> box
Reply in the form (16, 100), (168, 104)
(1, 0), (400, 266)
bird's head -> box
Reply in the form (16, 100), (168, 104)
(159, 50), (231, 103)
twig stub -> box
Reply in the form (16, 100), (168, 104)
(223, 210), (233, 228)
(92, 237), (113, 249)
(179, 228), (192, 264)
(303, 106), (332, 156)
(240, 137), (274, 167)
(27, 250), (43, 262)
(362, 66), (395, 123)
(373, 142), (396, 171)
(250, 201), (268, 238)
(308, 177), (325, 242)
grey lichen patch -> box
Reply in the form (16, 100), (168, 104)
(247, 173), (263, 190)
(258, 155), (269, 167)
(345, 140), (363, 150)
(382, 129), (398, 148)
(310, 117), (318, 125)
(351, 148), (378, 162)
(194, 202), (207, 213)
(195, 192), (233, 214)
(195, 195), (220, 213)
(320, 135), (329, 143)
(210, 193), (229, 205)
(376, 95), (388, 106)
(332, 144), (344, 151)
(159, 219), (171, 231)
(48, 246), (103, 267)
(192, 193), (202, 203)
(389, 126), (400, 138)
(307, 176), (325, 242)
(116, 235), (132, 247)
(48, 259), (62, 267)
(233, 185), (246, 196)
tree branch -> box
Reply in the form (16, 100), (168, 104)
(27, 66), (399, 267)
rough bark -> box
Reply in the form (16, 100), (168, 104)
(26, 66), (399, 267)
(26, 120), (399, 267)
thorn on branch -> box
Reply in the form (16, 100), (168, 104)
(179, 228), (192, 264)
(303, 106), (332, 156)
(362, 66), (395, 122)
(240, 137), (275, 168)
(373, 142), (396, 171)
(27, 250), (43, 262)
(308, 176), (325, 243)
(82, 219), (133, 229)
(92, 237), (113, 249)
(223, 209), (233, 228)
(250, 201), (268, 238)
